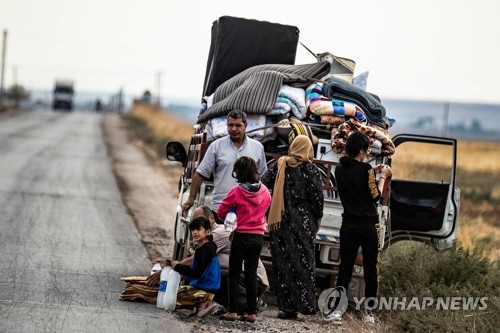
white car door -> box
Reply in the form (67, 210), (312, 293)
(387, 134), (460, 251)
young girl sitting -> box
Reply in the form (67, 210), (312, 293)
(172, 216), (221, 317)
(217, 156), (272, 323)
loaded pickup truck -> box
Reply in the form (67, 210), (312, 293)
(165, 16), (460, 298)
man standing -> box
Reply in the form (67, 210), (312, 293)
(181, 110), (267, 222)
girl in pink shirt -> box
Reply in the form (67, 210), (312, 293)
(217, 156), (271, 322)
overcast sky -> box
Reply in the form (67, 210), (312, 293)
(1, 0), (499, 105)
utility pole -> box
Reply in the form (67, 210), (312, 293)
(442, 102), (450, 137)
(0, 29), (7, 106)
(118, 87), (123, 113)
(12, 65), (17, 85)
(155, 71), (162, 106)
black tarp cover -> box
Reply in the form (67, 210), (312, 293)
(202, 16), (299, 98)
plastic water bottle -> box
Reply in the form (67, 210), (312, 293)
(162, 270), (181, 311)
(224, 208), (237, 232)
(150, 259), (162, 275)
(157, 266), (172, 308)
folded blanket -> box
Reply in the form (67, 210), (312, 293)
(323, 76), (387, 128)
(119, 276), (157, 304)
(320, 115), (345, 126)
(197, 61), (331, 123)
(305, 81), (366, 122)
(268, 101), (291, 115)
(332, 119), (395, 156)
(276, 84), (307, 119)
(305, 81), (324, 115)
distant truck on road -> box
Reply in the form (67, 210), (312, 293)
(52, 80), (74, 111)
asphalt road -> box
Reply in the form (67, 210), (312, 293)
(0, 110), (191, 332)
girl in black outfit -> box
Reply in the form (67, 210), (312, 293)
(332, 131), (392, 324)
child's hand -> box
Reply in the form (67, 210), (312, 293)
(171, 260), (179, 269)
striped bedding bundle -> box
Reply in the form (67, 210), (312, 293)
(305, 81), (330, 116)
(330, 99), (367, 122)
(305, 81), (367, 122)
(196, 61), (331, 124)
(323, 76), (387, 128)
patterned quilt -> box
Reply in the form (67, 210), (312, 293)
(332, 119), (395, 156)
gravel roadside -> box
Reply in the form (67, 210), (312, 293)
(101, 113), (375, 333)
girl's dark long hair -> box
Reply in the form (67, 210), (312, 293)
(232, 156), (259, 183)
(189, 216), (213, 242)
(339, 131), (370, 167)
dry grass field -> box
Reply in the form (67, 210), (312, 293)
(125, 101), (193, 152)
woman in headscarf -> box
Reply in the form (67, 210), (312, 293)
(262, 135), (324, 320)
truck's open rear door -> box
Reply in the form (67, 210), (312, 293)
(388, 134), (460, 250)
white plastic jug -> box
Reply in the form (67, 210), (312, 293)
(162, 269), (181, 311)
(150, 259), (162, 275)
(156, 266), (172, 308)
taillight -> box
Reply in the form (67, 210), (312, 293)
(328, 248), (364, 266)
(328, 248), (340, 262)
